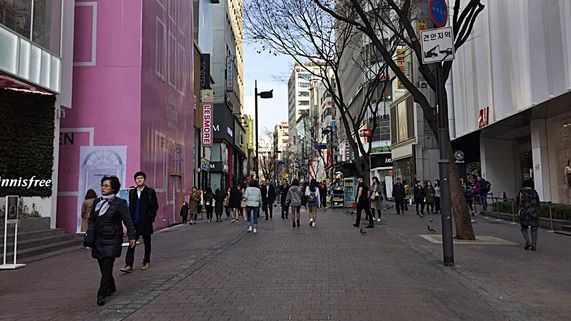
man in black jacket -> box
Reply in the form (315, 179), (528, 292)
(280, 179), (290, 219)
(392, 178), (406, 215)
(121, 171), (159, 272)
(261, 179), (276, 220)
(413, 180), (426, 216)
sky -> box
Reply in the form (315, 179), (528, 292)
(243, 44), (292, 146)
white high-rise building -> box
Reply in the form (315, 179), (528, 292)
(273, 122), (289, 161)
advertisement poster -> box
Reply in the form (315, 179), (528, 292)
(76, 146), (127, 233)
(6, 195), (18, 223)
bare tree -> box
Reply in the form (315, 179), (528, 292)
(245, 0), (396, 186)
(312, 0), (484, 239)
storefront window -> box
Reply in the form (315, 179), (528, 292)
(32, 0), (61, 55)
(0, 0), (32, 39)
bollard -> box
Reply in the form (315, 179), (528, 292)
(548, 201), (554, 232)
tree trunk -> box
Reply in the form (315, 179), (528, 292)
(445, 139), (476, 240)
(355, 157), (371, 184)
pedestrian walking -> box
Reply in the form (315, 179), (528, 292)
(261, 179), (276, 220)
(197, 188), (204, 218)
(229, 185), (242, 223)
(478, 176), (491, 211)
(243, 179), (262, 234)
(403, 180), (411, 211)
(180, 201), (188, 224)
(413, 181), (426, 216)
(353, 175), (374, 228)
(188, 186), (201, 224)
(121, 171), (159, 273)
(81, 189), (97, 233)
(214, 188), (225, 222)
(425, 181), (436, 214)
(319, 181), (327, 208)
(203, 187), (214, 223)
(392, 178), (406, 214)
(516, 179), (540, 251)
(433, 180), (441, 214)
(370, 177), (382, 222)
(286, 178), (302, 228)
(84, 176), (136, 306)
(240, 183), (248, 222)
(280, 179), (290, 219)
(223, 187), (231, 218)
(305, 179), (321, 227)
(462, 181), (475, 214)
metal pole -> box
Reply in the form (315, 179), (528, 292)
(548, 201), (554, 232)
(255, 80), (259, 180)
(436, 64), (454, 266)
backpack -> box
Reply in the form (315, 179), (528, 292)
(307, 187), (318, 205)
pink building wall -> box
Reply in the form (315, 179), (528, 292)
(57, 0), (194, 234)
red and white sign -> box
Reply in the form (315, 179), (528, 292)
(202, 104), (213, 146)
(478, 106), (489, 128)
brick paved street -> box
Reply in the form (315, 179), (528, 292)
(1, 206), (570, 321)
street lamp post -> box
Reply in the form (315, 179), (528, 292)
(254, 80), (273, 181)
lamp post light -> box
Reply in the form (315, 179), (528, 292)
(255, 80), (273, 181)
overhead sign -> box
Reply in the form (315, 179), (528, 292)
(200, 54), (211, 90)
(315, 143), (327, 150)
(421, 27), (454, 64)
(202, 104), (213, 146)
(428, 0), (448, 28)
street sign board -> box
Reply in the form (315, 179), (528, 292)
(428, 0), (448, 28)
(315, 143), (327, 150)
(421, 27), (454, 64)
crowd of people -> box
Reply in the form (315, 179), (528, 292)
(80, 170), (541, 307)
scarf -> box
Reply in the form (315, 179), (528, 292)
(95, 194), (116, 216)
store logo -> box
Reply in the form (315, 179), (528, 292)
(202, 104), (212, 146)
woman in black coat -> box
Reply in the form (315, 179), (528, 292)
(228, 186), (242, 223)
(85, 176), (136, 306)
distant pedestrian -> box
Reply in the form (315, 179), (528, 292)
(403, 180), (411, 211)
(240, 183), (248, 222)
(197, 188), (204, 217)
(180, 201), (188, 224)
(305, 179), (321, 227)
(223, 187), (231, 218)
(286, 178), (302, 228)
(84, 176), (136, 306)
(434, 180), (441, 214)
(413, 181), (426, 216)
(392, 178), (406, 214)
(243, 179), (262, 234)
(81, 189), (97, 233)
(478, 177), (491, 211)
(261, 179), (276, 220)
(353, 175), (374, 229)
(516, 179), (540, 251)
(214, 188), (225, 222)
(425, 181), (435, 214)
(319, 181), (327, 208)
(189, 186), (201, 224)
(203, 187), (214, 223)
(229, 185), (242, 223)
(462, 181), (474, 214)
(370, 177), (382, 222)
(280, 179), (290, 219)
(121, 171), (159, 273)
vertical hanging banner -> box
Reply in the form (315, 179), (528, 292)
(202, 104), (213, 146)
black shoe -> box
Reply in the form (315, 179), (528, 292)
(265, 218), (269, 220)
(366, 224), (374, 228)
(97, 297), (106, 306)
(531, 246), (536, 251)
(353, 224), (359, 228)
(293, 222), (296, 228)
(524, 243), (531, 250)
(296, 220), (300, 227)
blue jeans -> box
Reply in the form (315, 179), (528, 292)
(246, 206), (259, 227)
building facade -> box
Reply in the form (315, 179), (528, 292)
(58, 0), (195, 234)
(0, 0), (74, 228)
(451, 0), (571, 204)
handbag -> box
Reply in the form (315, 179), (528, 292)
(352, 202), (358, 209)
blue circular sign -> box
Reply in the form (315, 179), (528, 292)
(429, 0), (448, 28)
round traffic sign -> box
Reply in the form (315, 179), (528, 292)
(428, 0), (448, 28)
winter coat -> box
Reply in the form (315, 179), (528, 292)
(129, 187), (159, 235)
(244, 186), (262, 207)
(189, 191), (201, 214)
(261, 184), (276, 204)
(81, 198), (95, 233)
(203, 191), (214, 207)
(370, 183), (382, 209)
(89, 197), (136, 259)
(517, 187), (540, 227)
(229, 188), (242, 209)
(425, 186), (436, 203)
(413, 185), (426, 201)
(280, 184), (290, 205)
(392, 183), (405, 200)
(180, 204), (188, 217)
(286, 185), (302, 207)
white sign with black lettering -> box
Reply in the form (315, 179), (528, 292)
(421, 27), (454, 64)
